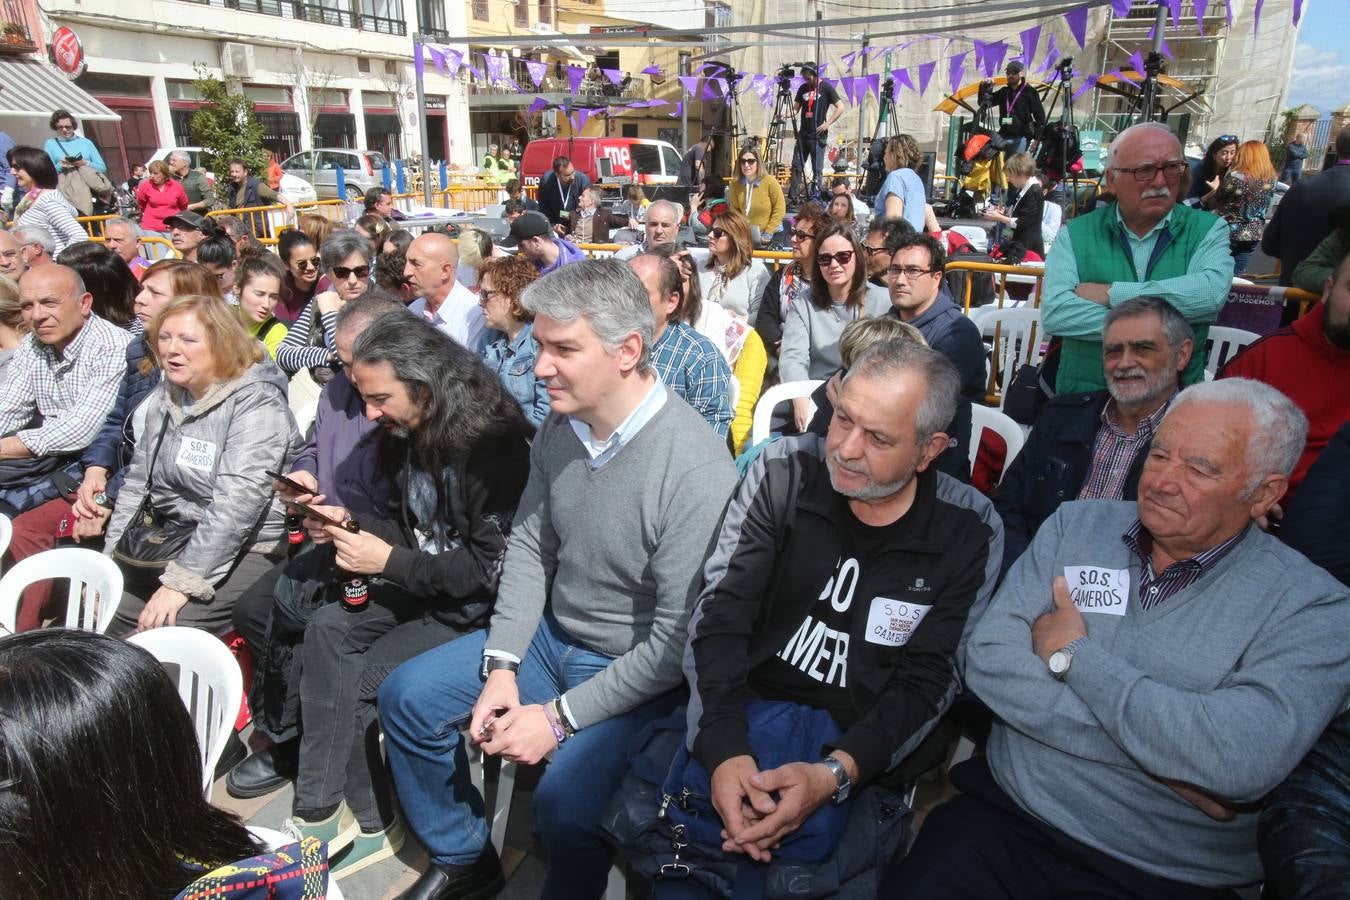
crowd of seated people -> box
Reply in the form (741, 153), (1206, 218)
(2, 121), (1350, 900)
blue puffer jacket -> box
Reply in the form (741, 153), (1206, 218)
(1260, 708), (1350, 899)
(79, 335), (161, 500)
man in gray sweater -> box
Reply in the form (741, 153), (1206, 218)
(885, 378), (1350, 898)
(379, 259), (738, 900)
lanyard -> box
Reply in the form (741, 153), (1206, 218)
(558, 177), (573, 207)
(1006, 83), (1027, 115)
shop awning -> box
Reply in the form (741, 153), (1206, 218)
(0, 58), (120, 121)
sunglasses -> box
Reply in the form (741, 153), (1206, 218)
(862, 244), (887, 256)
(790, 228), (815, 242)
(1217, 134), (1238, 144)
(739, 157), (758, 165)
(816, 250), (855, 268)
(709, 227), (728, 239)
(332, 265), (371, 280)
(295, 256), (323, 271)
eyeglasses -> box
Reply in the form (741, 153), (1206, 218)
(1112, 161), (1189, 182)
(295, 256), (322, 271)
(816, 250), (855, 268)
(739, 158), (758, 165)
(332, 265), (371, 280)
(887, 265), (936, 280)
(709, 227), (728, 240)
(862, 244), (887, 256)
(479, 288), (506, 304)
(790, 228), (815, 242)
(55, 123), (75, 132)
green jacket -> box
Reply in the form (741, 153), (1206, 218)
(1057, 202), (1215, 392)
(1292, 226), (1349, 295)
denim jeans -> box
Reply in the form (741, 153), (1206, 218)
(791, 132), (827, 201)
(379, 613), (679, 900)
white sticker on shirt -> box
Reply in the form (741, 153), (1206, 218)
(175, 437), (217, 473)
(865, 597), (933, 647)
(1063, 566), (1130, 616)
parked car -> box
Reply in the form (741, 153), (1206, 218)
(144, 147), (318, 205)
(280, 148), (388, 201)
(518, 137), (683, 189)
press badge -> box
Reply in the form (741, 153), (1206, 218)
(865, 597), (933, 647)
(1063, 566), (1129, 616)
(176, 438), (217, 473)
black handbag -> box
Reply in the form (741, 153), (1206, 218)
(112, 412), (199, 587)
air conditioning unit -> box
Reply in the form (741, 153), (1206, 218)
(221, 43), (255, 79)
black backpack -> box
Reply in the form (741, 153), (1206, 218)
(1037, 121), (1082, 181)
(943, 245), (997, 309)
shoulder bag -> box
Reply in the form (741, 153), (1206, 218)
(112, 411), (200, 587)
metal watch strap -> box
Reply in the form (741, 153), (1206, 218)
(820, 755), (850, 803)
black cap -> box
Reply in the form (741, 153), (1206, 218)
(1005, 61), (1026, 74)
(164, 211), (211, 232)
(500, 211), (551, 248)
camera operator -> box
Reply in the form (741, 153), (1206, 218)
(980, 62), (1045, 155)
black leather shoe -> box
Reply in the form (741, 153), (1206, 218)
(225, 740), (299, 799)
(397, 844), (505, 900)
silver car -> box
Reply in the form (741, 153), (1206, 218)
(281, 148), (389, 201)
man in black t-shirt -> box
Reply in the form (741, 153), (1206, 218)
(982, 61), (1045, 154)
(792, 65), (844, 201)
(679, 134), (714, 190)
(684, 339), (1002, 864)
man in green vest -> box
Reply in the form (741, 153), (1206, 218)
(1042, 122), (1233, 394)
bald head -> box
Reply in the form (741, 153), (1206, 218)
(404, 232), (460, 306)
(19, 264), (92, 352)
(0, 230), (25, 280)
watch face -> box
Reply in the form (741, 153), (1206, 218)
(1049, 651), (1070, 675)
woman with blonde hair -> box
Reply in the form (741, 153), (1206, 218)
(0, 274), (29, 387)
(298, 212), (335, 251)
(1217, 140), (1279, 275)
(105, 293), (300, 634)
(698, 208), (769, 318)
(874, 133), (926, 232)
(727, 147), (785, 246)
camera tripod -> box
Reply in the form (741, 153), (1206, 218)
(1123, 50), (1166, 124)
(859, 76), (897, 201)
(764, 67), (796, 195)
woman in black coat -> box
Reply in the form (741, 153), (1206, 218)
(981, 151), (1044, 256)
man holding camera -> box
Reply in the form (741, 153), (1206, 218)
(981, 62), (1046, 155)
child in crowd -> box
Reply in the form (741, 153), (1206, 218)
(235, 252), (289, 360)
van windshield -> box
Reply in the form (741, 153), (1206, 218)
(630, 144), (662, 177)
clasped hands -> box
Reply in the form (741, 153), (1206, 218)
(468, 670), (560, 766)
(708, 752), (850, 863)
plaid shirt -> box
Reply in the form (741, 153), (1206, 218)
(649, 321), (732, 438)
(1122, 519), (1248, 610)
(1076, 396), (1173, 501)
(0, 314), (134, 456)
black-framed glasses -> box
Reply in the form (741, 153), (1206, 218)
(332, 265), (371, 280)
(296, 256), (322, 270)
(887, 265), (936, 279)
(790, 228), (815, 242)
(709, 227), (728, 239)
(863, 244), (887, 256)
(1112, 161), (1188, 182)
(816, 250), (855, 268)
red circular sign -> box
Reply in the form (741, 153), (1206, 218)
(50, 27), (86, 79)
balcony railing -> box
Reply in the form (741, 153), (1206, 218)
(1, 0), (39, 54)
(186, 0), (406, 37)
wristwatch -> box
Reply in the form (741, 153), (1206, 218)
(820, 755), (852, 804)
(479, 655), (519, 681)
(1048, 637), (1090, 681)
(92, 491), (113, 510)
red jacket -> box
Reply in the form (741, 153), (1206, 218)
(136, 178), (189, 233)
(1220, 302), (1350, 501)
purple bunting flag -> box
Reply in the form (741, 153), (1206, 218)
(841, 50), (860, 73)
(1065, 5), (1089, 49)
(840, 76), (857, 104)
(641, 64), (662, 76)
(678, 75), (699, 97)
(917, 60), (937, 95)
(572, 108), (592, 132)
(526, 97), (549, 115)
(789, 75), (806, 96)
(1072, 74), (1099, 100)
(1166, 0), (1181, 29)
(1294, 0), (1304, 25)
(602, 68), (623, 86)
(1130, 49), (1145, 75)
(1019, 26), (1042, 72)
(972, 39), (987, 74)
(948, 51), (969, 93)
(891, 68), (913, 100)
(425, 46), (445, 77)
(566, 65), (585, 95)
(1194, 0), (1209, 33)
(524, 58), (547, 87)
(484, 52), (505, 83)
(444, 49), (463, 73)
(983, 41), (1009, 77)
(1253, 0), (1265, 32)
(1036, 34), (1061, 74)
(1110, 0), (1132, 15)
(668, 101), (683, 118)
(864, 73), (880, 100)
(467, 65), (484, 81)
(700, 79), (718, 101)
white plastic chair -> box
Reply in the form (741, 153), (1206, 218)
(128, 626), (242, 800)
(293, 398), (320, 438)
(0, 512), (11, 560)
(0, 547), (124, 634)
(977, 306), (1042, 409)
(1204, 325), (1260, 376)
(750, 379), (823, 447)
(968, 405), (1026, 486)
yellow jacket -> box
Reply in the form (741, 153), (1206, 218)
(730, 328), (768, 454)
(728, 176), (786, 239)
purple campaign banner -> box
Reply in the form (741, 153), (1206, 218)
(1215, 285), (1288, 335)
(1019, 25), (1042, 71)
(1065, 5), (1089, 49)
(917, 60), (937, 95)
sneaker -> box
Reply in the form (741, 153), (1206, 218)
(331, 817), (407, 881)
(287, 802), (360, 856)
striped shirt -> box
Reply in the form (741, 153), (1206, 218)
(1122, 519), (1248, 610)
(1076, 396), (1173, 500)
(649, 321), (732, 438)
(0, 313), (135, 456)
